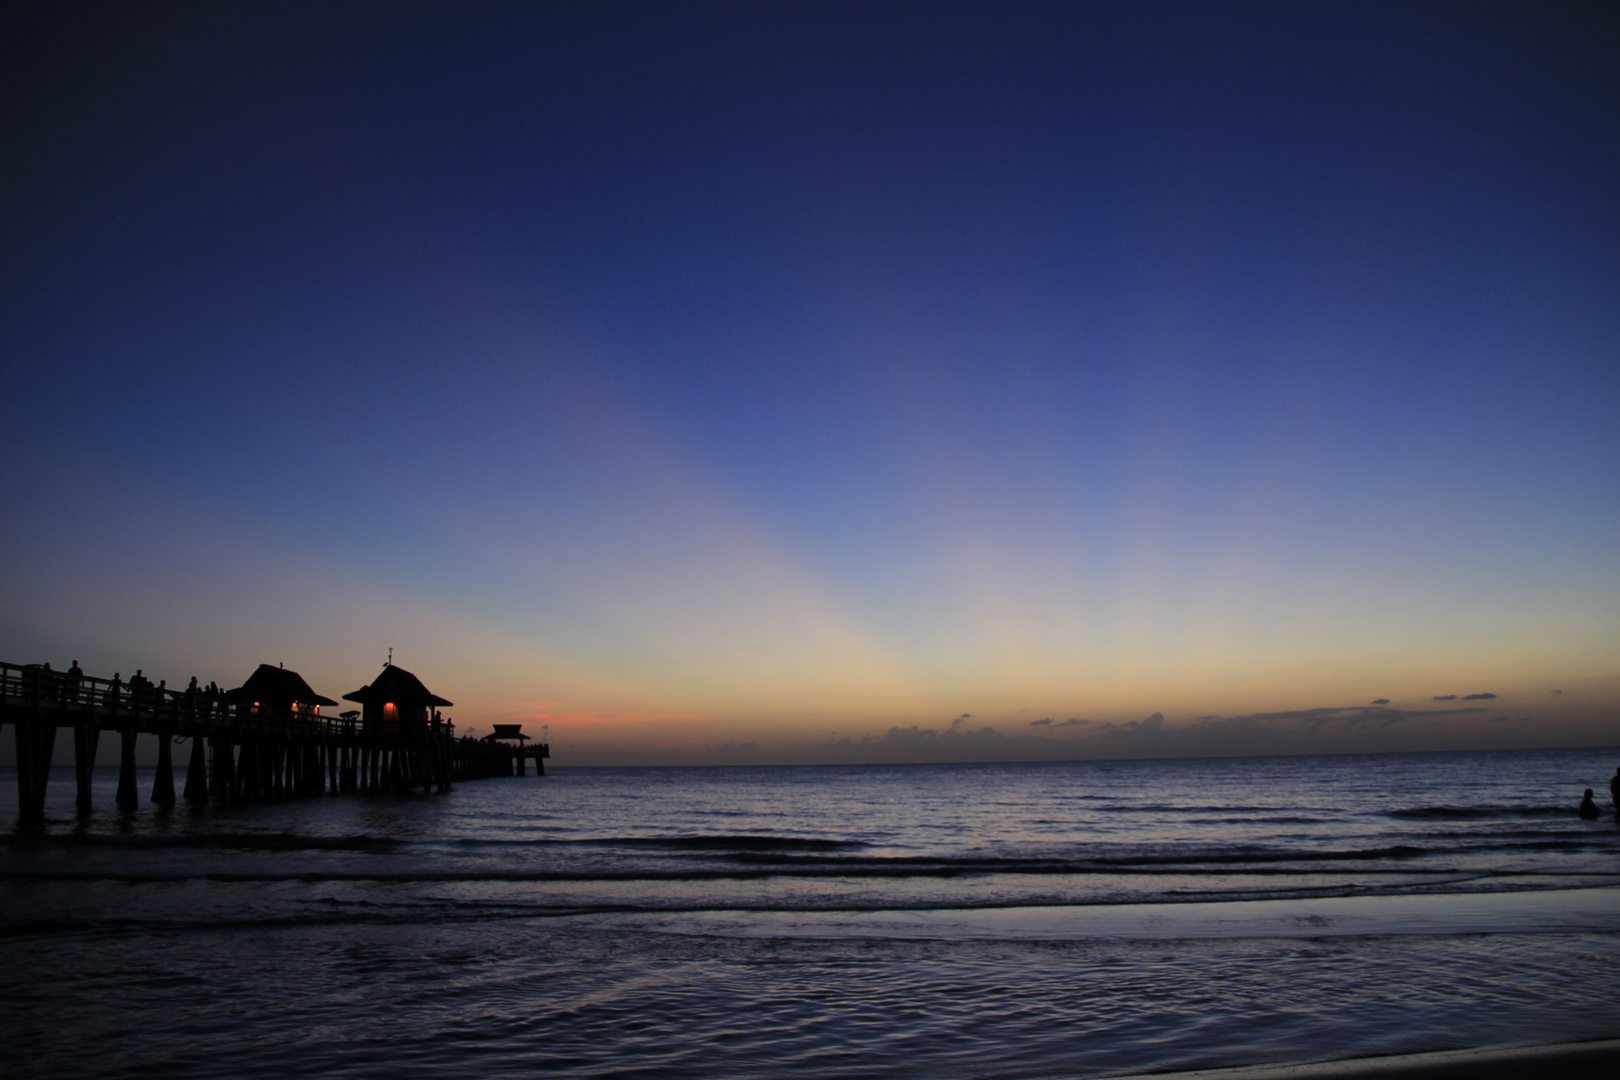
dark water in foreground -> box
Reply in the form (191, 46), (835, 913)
(4, 749), (1619, 1078)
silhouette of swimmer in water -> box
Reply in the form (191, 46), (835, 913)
(1579, 790), (1600, 820)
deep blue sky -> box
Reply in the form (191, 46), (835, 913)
(3, 2), (1616, 762)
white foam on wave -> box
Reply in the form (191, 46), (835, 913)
(585, 883), (1620, 941)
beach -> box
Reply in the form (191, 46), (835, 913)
(1104, 1039), (1620, 1079)
(4, 750), (1618, 1078)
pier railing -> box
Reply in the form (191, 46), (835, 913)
(1, 660), (550, 821)
(0, 662), (341, 738)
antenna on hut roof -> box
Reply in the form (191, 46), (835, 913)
(387, 647), (393, 667)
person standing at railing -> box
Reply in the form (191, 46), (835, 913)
(107, 673), (123, 714)
(65, 660), (84, 705)
(129, 669), (150, 713)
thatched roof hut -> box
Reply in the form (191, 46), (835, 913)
(228, 663), (337, 713)
(342, 664), (452, 736)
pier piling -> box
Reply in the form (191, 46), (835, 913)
(184, 735), (208, 805)
(14, 718), (56, 822)
(152, 733), (175, 807)
(116, 728), (139, 812)
(75, 723), (100, 813)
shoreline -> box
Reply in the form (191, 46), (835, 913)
(1094, 1038), (1620, 1080)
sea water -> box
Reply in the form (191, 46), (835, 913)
(3, 749), (1618, 1078)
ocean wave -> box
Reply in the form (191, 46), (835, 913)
(454, 835), (868, 852)
(1186, 816), (1330, 825)
(723, 844), (1441, 869)
(7, 878), (1615, 941)
(0, 832), (865, 854)
(1094, 805), (1312, 814)
(0, 844), (1521, 887)
(1429, 828), (1603, 840)
(0, 832), (409, 853)
(1387, 805), (1574, 820)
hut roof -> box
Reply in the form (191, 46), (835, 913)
(228, 664), (338, 707)
(342, 664), (453, 708)
(488, 724), (528, 741)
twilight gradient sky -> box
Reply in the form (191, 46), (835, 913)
(3, 1), (1617, 764)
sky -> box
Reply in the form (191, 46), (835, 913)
(2, 1), (1617, 765)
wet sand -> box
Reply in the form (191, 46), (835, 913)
(1100, 1038), (1620, 1080)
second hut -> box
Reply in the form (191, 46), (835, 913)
(229, 663), (338, 716)
(343, 663), (453, 737)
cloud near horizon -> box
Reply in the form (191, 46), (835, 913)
(745, 700), (1542, 766)
(477, 680), (1616, 768)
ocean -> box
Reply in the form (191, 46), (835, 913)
(3, 748), (1618, 1078)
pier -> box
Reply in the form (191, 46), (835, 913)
(1, 660), (550, 821)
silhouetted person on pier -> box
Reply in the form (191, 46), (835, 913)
(1579, 790), (1599, 820)
(184, 676), (198, 714)
(108, 673), (123, 710)
(66, 660), (83, 704)
(129, 669), (150, 710)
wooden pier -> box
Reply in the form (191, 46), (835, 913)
(1, 660), (550, 821)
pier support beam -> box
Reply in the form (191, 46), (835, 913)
(184, 735), (208, 805)
(74, 723), (100, 813)
(116, 728), (140, 812)
(272, 740), (286, 800)
(151, 733), (175, 807)
(15, 721), (57, 822)
(238, 739), (259, 801)
(210, 738), (235, 804)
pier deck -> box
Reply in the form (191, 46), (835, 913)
(1, 661), (548, 820)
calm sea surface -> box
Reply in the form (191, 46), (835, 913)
(4, 749), (1619, 1078)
